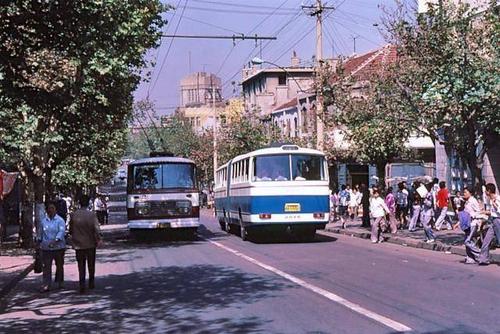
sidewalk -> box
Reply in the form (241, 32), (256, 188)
(0, 217), (127, 303)
(325, 219), (500, 263)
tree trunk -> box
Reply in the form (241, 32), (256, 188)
(32, 173), (46, 243)
(19, 176), (34, 249)
(376, 161), (387, 190)
(465, 153), (483, 195)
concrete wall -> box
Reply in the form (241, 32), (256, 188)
(180, 72), (222, 107)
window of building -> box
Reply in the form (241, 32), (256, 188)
(278, 74), (287, 86)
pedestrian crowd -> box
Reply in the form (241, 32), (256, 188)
(330, 180), (500, 266)
(34, 193), (109, 294)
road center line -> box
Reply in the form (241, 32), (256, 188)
(206, 238), (412, 333)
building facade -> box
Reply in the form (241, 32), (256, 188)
(241, 53), (315, 117)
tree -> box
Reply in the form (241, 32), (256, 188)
(317, 59), (412, 184)
(127, 100), (215, 186)
(0, 1), (166, 245)
(217, 110), (276, 165)
(381, 1), (500, 188)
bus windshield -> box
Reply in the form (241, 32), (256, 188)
(291, 154), (324, 181)
(253, 154), (325, 182)
(131, 163), (196, 190)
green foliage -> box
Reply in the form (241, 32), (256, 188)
(382, 1), (499, 184)
(126, 106), (278, 185)
(0, 1), (166, 197)
(217, 110), (281, 165)
(318, 63), (412, 171)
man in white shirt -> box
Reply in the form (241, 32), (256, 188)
(370, 188), (390, 243)
(478, 183), (500, 265)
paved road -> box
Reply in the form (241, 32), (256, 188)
(0, 210), (499, 333)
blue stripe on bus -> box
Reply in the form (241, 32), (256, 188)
(216, 195), (329, 215)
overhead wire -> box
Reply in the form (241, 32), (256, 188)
(189, 0), (297, 11)
(183, 5), (297, 16)
(150, 0), (189, 93)
(182, 15), (243, 35)
(214, 0), (293, 77)
(271, 10), (336, 64)
(147, 0), (184, 95)
(220, 8), (303, 90)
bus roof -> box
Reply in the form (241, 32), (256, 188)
(128, 156), (195, 166)
(216, 145), (325, 172)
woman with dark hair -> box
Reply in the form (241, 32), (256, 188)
(37, 201), (66, 292)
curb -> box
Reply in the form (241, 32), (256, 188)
(325, 228), (500, 263)
(0, 262), (34, 302)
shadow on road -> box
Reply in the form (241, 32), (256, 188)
(0, 264), (286, 333)
(198, 224), (337, 245)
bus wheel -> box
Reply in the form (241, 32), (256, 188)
(240, 224), (247, 241)
(225, 220), (231, 234)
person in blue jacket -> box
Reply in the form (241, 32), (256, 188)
(37, 201), (66, 292)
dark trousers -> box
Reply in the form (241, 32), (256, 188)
(41, 249), (65, 288)
(96, 211), (106, 225)
(76, 248), (96, 288)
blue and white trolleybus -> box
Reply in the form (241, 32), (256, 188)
(214, 145), (330, 241)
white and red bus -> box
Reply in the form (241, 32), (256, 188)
(126, 154), (200, 237)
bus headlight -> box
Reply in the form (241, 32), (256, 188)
(135, 202), (151, 215)
(176, 201), (191, 214)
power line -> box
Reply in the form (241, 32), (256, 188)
(161, 34), (276, 40)
(330, 17), (382, 47)
(183, 5), (297, 15)
(215, 0), (292, 77)
(147, 0), (184, 95)
(182, 15), (243, 35)
(220, 8), (302, 90)
(150, 0), (188, 93)
(272, 24), (316, 63)
(190, 0), (297, 11)
(271, 9), (335, 64)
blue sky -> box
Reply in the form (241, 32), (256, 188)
(134, 0), (396, 115)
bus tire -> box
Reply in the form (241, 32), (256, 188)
(225, 220), (231, 234)
(240, 224), (247, 241)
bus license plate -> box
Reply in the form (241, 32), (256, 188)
(158, 223), (169, 228)
(284, 203), (301, 212)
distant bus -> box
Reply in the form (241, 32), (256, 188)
(126, 154), (200, 236)
(214, 145), (330, 241)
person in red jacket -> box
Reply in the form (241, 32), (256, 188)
(435, 181), (453, 230)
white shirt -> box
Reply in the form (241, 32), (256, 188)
(370, 197), (389, 218)
(485, 195), (500, 218)
(464, 196), (483, 219)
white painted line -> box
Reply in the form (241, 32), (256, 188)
(206, 239), (412, 333)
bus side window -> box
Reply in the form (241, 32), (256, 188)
(238, 162), (242, 183)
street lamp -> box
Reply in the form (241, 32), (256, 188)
(250, 57), (308, 93)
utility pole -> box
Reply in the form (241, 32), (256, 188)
(212, 84), (218, 182)
(315, 0), (324, 151)
(302, 0), (334, 151)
